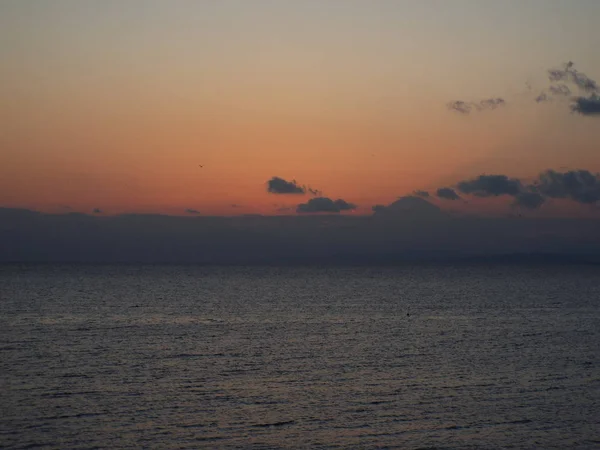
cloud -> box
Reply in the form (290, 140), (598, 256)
(185, 209), (200, 215)
(447, 101), (472, 114)
(536, 84), (572, 103)
(413, 190), (430, 198)
(372, 204), (386, 213)
(571, 94), (600, 116)
(92, 208), (102, 214)
(549, 84), (571, 96)
(230, 204), (242, 208)
(447, 98), (506, 114)
(535, 62), (600, 115)
(537, 170), (600, 204)
(296, 197), (357, 214)
(436, 187), (460, 200)
(535, 92), (549, 103)
(457, 174), (522, 197)
(308, 187), (323, 196)
(477, 98), (506, 110)
(267, 177), (306, 194)
(548, 61), (598, 93)
(513, 192), (546, 210)
(441, 169), (600, 208)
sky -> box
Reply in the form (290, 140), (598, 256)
(1, 0), (600, 217)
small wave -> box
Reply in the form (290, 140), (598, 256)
(506, 419), (532, 425)
(251, 420), (295, 428)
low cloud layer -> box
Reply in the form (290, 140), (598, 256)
(186, 209), (200, 215)
(419, 168), (600, 210)
(513, 192), (546, 210)
(297, 197), (357, 214)
(457, 175), (522, 197)
(447, 98), (506, 115)
(436, 187), (460, 200)
(537, 170), (600, 204)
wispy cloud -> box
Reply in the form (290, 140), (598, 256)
(535, 62), (600, 116)
(447, 98), (506, 114)
(185, 209), (201, 215)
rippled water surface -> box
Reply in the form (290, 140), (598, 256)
(1, 264), (600, 449)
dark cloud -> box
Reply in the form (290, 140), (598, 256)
(308, 187), (323, 196)
(296, 197), (357, 214)
(413, 190), (430, 198)
(535, 92), (549, 103)
(437, 187), (460, 200)
(457, 175), (522, 197)
(267, 177), (306, 194)
(92, 208), (102, 214)
(537, 170), (600, 204)
(185, 209), (200, 215)
(447, 98), (506, 114)
(571, 94), (600, 116)
(372, 204), (386, 213)
(513, 192), (546, 210)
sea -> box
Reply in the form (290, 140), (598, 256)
(1, 263), (599, 449)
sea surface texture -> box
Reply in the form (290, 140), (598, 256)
(1, 264), (599, 449)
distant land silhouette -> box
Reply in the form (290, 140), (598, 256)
(1, 200), (599, 264)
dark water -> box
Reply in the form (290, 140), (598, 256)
(1, 264), (600, 449)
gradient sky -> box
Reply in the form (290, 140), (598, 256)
(1, 0), (599, 216)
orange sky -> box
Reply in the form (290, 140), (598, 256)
(1, 1), (599, 216)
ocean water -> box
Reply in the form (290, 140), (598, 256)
(1, 264), (599, 449)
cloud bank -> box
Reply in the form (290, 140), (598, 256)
(415, 168), (600, 210)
